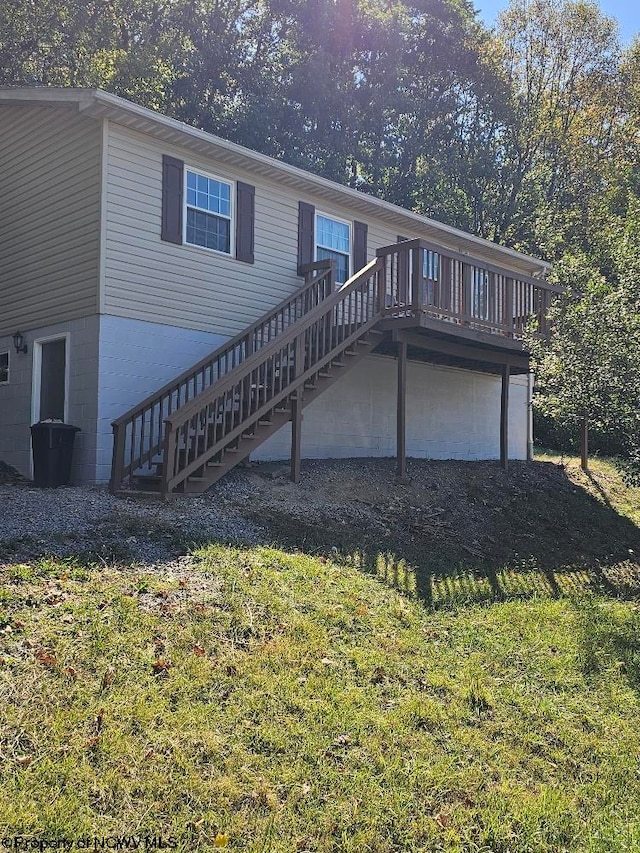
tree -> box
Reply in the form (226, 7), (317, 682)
(492, 0), (623, 258)
(527, 254), (640, 480)
(0, 0), (189, 109)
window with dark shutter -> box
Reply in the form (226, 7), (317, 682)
(235, 181), (255, 264)
(161, 155), (184, 244)
(353, 221), (368, 272)
(298, 201), (315, 275)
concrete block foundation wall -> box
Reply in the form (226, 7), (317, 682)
(254, 355), (529, 463)
(95, 317), (227, 483)
(0, 314), (530, 485)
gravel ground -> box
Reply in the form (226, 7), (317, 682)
(1, 458), (639, 589)
(0, 471), (265, 565)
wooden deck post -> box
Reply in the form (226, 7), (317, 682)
(526, 370), (534, 462)
(580, 415), (589, 472)
(396, 340), (407, 479)
(500, 361), (510, 470)
(463, 262), (473, 321)
(291, 393), (302, 483)
(398, 247), (409, 306)
(504, 278), (514, 337)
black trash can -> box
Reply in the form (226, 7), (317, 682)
(30, 421), (81, 487)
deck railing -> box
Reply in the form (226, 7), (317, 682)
(109, 261), (336, 492)
(376, 239), (559, 338)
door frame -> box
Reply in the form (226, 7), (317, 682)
(31, 332), (70, 425)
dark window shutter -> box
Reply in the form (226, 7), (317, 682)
(161, 155), (184, 244)
(298, 201), (315, 275)
(235, 181), (255, 264)
(353, 220), (368, 272)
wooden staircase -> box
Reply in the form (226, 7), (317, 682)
(110, 258), (386, 496)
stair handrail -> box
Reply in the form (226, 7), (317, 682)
(165, 258), (382, 428)
(112, 260), (334, 430)
(161, 257), (384, 494)
(109, 260), (335, 492)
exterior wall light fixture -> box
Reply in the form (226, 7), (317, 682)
(12, 331), (28, 355)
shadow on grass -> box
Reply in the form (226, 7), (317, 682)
(252, 460), (640, 611)
(2, 460), (638, 614)
(575, 595), (640, 692)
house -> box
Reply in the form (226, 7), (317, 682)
(0, 88), (556, 495)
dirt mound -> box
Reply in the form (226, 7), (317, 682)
(220, 458), (639, 589)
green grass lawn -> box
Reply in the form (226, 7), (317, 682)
(1, 456), (639, 852)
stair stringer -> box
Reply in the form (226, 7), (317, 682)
(183, 330), (384, 492)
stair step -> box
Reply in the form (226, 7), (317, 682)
(115, 489), (164, 500)
(318, 370), (331, 378)
(258, 419), (272, 426)
(206, 461), (223, 468)
(135, 472), (161, 482)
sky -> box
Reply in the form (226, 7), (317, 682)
(475, 0), (638, 45)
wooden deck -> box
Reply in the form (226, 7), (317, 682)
(110, 240), (556, 495)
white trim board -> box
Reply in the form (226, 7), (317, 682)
(31, 332), (71, 425)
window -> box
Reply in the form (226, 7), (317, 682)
(0, 351), (8, 384)
(422, 249), (439, 306)
(185, 169), (233, 254)
(316, 214), (351, 284)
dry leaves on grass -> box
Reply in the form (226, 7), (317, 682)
(101, 665), (115, 690)
(151, 659), (173, 676)
(34, 647), (57, 668)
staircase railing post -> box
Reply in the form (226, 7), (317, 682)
(412, 246), (423, 317)
(161, 421), (177, 499)
(377, 257), (387, 314)
(293, 330), (305, 379)
(109, 422), (125, 493)
(291, 393), (303, 483)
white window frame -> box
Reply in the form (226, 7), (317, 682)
(315, 211), (352, 285)
(183, 166), (235, 257)
(0, 350), (9, 385)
